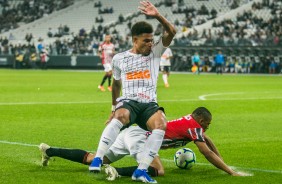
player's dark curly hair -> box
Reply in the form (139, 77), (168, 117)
(131, 21), (153, 36)
(192, 107), (212, 121)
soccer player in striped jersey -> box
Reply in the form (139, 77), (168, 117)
(89, 1), (176, 183)
(39, 107), (246, 183)
(160, 47), (173, 87)
(98, 34), (115, 92)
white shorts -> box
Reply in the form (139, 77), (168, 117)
(103, 63), (112, 72)
(104, 126), (149, 163)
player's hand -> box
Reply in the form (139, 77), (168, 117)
(231, 171), (252, 176)
(138, 1), (160, 17)
(105, 111), (115, 125)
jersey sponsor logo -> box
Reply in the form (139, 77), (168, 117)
(137, 93), (150, 100)
(126, 70), (151, 80)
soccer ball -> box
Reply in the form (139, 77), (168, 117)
(174, 148), (196, 169)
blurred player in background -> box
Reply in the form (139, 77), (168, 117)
(192, 52), (200, 74)
(39, 107), (248, 182)
(215, 50), (225, 74)
(98, 34), (115, 92)
(160, 47), (173, 87)
(89, 0), (176, 183)
(40, 49), (49, 70)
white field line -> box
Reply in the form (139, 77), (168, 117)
(199, 92), (245, 100)
(0, 96), (282, 106)
(0, 101), (101, 105)
(199, 91), (282, 101)
(0, 140), (281, 174)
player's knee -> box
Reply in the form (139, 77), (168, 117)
(155, 122), (167, 131)
(147, 111), (167, 130)
(114, 109), (130, 124)
(148, 121), (166, 131)
(158, 112), (167, 130)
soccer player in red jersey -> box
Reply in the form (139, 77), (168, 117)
(39, 107), (247, 182)
(98, 34), (115, 92)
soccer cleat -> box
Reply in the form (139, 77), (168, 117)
(98, 85), (105, 92)
(39, 143), (51, 166)
(165, 83), (169, 88)
(107, 86), (112, 92)
(132, 169), (157, 183)
(105, 164), (120, 181)
(89, 157), (102, 173)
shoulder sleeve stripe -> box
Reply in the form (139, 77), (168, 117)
(188, 129), (192, 138)
(195, 128), (205, 142)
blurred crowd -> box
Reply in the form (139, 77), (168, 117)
(174, 0), (282, 46)
(0, 0), (74, 33)
(0, 0), (281, 73)
(172, 49), (281, 74)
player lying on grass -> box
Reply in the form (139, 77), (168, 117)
(39, 107), (246, 181)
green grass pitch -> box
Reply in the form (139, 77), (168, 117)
(0, 69), (281, 184)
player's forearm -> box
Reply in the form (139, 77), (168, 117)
(156, 14), (176, 37)
(112, 80), (121, 106)
(204, 151), (235, 175)
(204, 136), (222, 160)
(155, 14), (176, 47)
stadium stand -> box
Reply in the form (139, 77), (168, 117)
(0, 0), (281, 73)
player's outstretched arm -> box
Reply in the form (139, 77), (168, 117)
(138, 0), (176, 47)
(195, 141), (242, 176)
(203, 134), (223, 160)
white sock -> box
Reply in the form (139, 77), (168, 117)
(162, 74), (168, 84)
(95, 118), (123, 158)
(138, 129), (165, 170)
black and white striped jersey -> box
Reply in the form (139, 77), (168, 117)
(112, 39), (165, 103)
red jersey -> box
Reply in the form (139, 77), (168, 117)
(40, 52), (48, 63)
(165, 115), (205, 143)
(99, 42), (115, 64)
